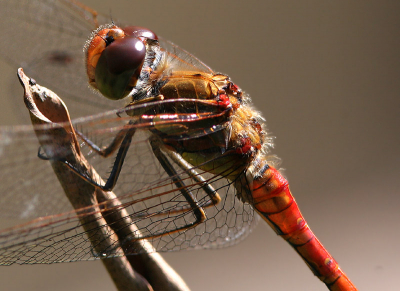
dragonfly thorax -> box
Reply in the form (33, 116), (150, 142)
(152, 75), (269, 182)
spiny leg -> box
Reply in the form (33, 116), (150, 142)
(127, 143), (222, 221)
(38, 120), (136, 191)
(75, 121), (136, 158)
(165, 149), (221, 206)
(147, 136), (206, 236)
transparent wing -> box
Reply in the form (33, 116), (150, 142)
(158, 37), (215, 74)
(0, 0), (119, 119)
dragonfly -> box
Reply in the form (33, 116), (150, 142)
(0, 0), (358, 290)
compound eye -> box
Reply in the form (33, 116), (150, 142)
(122, 26), (158, 40)
(103, 37), (146, 75)
(95, 37), (146, 100)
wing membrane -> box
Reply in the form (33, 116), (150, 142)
(0, 0), (118, 119)
(158, 37), (215, 74)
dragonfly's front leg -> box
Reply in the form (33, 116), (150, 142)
(39, 120), (137, 191)
(75, 124), (133, 158)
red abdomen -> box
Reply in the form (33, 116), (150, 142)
(251, 165), (357, 290)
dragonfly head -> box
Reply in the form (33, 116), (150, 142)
(85, 25), (158, 100)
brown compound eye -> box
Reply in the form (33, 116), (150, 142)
(95, 36), (146, 100)
(102, 37), (146, 75)
(122, 26), (158, 40)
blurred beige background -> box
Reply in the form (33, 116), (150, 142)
(0, 0), (399, 290)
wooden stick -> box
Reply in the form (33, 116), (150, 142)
(18, 68), (190, 291)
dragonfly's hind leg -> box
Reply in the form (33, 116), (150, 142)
(149, 137), (206, 233)
(143, 135), (221, 219)
(165, 149), (221, 206)
(120, 137), (219, 240)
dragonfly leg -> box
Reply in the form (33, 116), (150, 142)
(74, 121), (136, 158)
(97, 124), (136, 191)
(38, 121), (136, 192)
(149, 136), (206, 233)
(165, 149), (221, 206)
(128, 147), (221, 221)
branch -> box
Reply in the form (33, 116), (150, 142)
(18, 68), (190, 291)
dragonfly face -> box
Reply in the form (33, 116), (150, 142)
(86, 25), (157, 100)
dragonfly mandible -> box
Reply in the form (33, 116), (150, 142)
(0, 0), (358, 290)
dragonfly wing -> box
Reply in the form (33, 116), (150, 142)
(0, 0), (119, 119)
(0, 126), (73, 219)
(158, 37), (215, 74)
